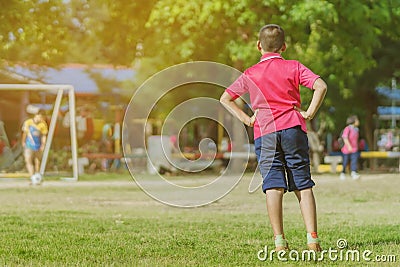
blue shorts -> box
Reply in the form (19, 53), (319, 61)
(254, 126), (315, 193)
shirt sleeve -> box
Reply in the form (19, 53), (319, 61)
(22, 119), (29, 132)
(225, 74), (250, 100)
(342, 126), (350, 138)
(40, 122), (48, 135)
(298, 62), (320, 90)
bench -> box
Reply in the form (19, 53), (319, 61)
(74, 153), (123, 174)
(82, 153), (122, 159)
(360, 151), (400, 172)
(324, 151), (400, 173)
(68, 157), (89, 175)
(222, 152), (256, 159)
(323, 155), (343, 173)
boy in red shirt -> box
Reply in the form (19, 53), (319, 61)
(220, 24), (327, 251)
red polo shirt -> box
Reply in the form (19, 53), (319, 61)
(226, 53), (320, 139)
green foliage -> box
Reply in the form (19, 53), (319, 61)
(144, 0), (400, 135)
(94, 0), (157, 65)
(0, 0), (70, 65)
(1, 0), (400, 134)
(0, 0), (155, 66)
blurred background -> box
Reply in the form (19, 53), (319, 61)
(0, 0), (399, 175)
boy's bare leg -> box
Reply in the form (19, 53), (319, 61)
(25, 155), (34, 177)
(294, 188), (317, 232)
(266, 188), (284, 235)
(34, 157), (40, 173)
(294, 188), (321, 251)
(265, 188), (288, 250)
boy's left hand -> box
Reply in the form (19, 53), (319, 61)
(294, 106), (311, 120)
(247, 109), (259, 127)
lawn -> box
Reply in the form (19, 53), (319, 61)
(0, 171), (398, 266)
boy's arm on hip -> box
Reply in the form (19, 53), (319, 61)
(307, 78), (327, 119)
(220, 92), (254, 127)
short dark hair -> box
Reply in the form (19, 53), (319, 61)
(259, 24), (285, 53)
(346, 115), (358, 125)
(37, 109), (46, 116)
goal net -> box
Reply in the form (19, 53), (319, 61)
(0, 84), (78, 180)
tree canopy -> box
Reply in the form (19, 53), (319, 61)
(1, 0), (400, 142)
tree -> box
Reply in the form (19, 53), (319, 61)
(0, 0), (156, 66)
(94, 0), (158, 65)
(2, 0), (399, 146)
(144, 0), (400, 146)
(0, 0), (70, 65)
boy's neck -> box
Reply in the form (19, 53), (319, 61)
(261, 49), (282, 55)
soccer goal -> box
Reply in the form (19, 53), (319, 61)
(0, 84), (78, 181)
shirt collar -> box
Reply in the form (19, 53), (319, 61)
(259, 53), (283, 63)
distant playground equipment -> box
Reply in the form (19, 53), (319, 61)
(124, 116), (244, 175)
(58, 104), (125, 174)
(122, 97), (274, 175)
(376, 79), (400, 128)
(323, 82), (400, 173)
(78, 121), (122, 174)
(324, 129), (400, 173)
(370, 82), (400, 171)
(145, 135), (224, 174)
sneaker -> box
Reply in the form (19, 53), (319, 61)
(275, 245), (289, 251)
(339, 173), (346, 180)
(274, 238), (289, 251)
(275, 242), (289, 252)
(307, 243), (322, 252)
(351, 171), (360, 180)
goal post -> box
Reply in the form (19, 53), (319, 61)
(0, 84), (78, 181)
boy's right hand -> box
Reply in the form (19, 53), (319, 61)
(247, 109), (259, 127)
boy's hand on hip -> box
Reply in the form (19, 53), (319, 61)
(294, 106), (311, 120)
(246, 109), (259, 127)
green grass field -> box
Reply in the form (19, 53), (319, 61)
(0, 171), (398, 266)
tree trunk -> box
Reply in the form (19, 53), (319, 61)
(362, 89), (377, 150)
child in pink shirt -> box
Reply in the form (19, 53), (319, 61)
(220, 24), (327, 251)
(340, 115), (361, 180)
